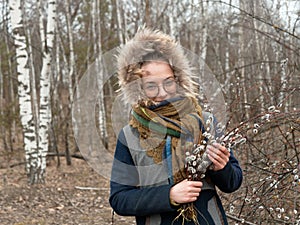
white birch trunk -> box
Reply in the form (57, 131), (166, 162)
(198, 1), (210, 106)
(64, 0), (76, 158)
(223, 0), (233, 95)
(122, 0), (128, 40)
(65, 0), (75, 106)
(225, 0), (231, 74)
(38, 0), (57, 181)
(116, 0), (124, 44)
(169, 0), (177, 39)
(238, 0), (249, 120)
(199, 1), (208, 65)
(9, 0), (38, 182)
(92, 0), (108, 146)
(39, 0), (46, 54)
(253, 0), (265, 111)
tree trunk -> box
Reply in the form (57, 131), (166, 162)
(92, 0), (108, 148)
(169, 0), (177, 38)
(144, 0), (151, 27)
(4, 4), (16, 151)
(223, 0), (232, 95)
(238, 0), (249, 120)
(26, 25), (39, 144)
(64, 0), (75, 164)
(9, 0), (39, 183)
(115, 0), (124, 44)
(38, 0), (57, 181)
(0, 56), (5, 151)
(10, 0), (56, 184)
(252, 0), (265, 112)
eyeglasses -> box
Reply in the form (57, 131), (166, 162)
(142, 78), (177, 98)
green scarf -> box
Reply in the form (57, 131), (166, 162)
(129, 97), (205, 184)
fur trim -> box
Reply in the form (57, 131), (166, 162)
(117, 28), (198, 105)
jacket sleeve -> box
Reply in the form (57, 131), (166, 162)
(207, 150), (243, 193)
(109, 129), (177, 216)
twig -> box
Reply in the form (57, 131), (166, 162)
(47, 152), (85, 159)
(8, 161), (26, 168)
(226, 213), (257, 225)
(74, 186), (109, 191)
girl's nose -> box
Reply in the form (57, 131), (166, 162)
(156, 85), (168, 99)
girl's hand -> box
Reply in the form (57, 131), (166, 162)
(207, 142), (230, 171)
(169, 179), (202, 204)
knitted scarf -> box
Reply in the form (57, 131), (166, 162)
(129, 96), (205, 184)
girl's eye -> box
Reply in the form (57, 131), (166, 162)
(164, 79), (175, 87)
(144, 84), (157, 91)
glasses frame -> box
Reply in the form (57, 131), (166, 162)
(142, 77), (178, 98)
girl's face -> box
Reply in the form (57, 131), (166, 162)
(141, 61), (177, 103)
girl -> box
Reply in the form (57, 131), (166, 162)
(109, 28), (243, 225)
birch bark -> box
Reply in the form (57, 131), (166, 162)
(10, 0), (56, 184)
(65, 0), (75, 107)
(223, 0), (234, 95)
(92, 0), (108, 147)
(9, 0), (38, 183)
(169, 0), (177, 39)
(116, 0), (124, 44)
(64, 0), (76, 164)
(238, 0), (249, 120)
(199, 1), (208, 65)
(253, 0), (265, 111)
(38, 0), (57, 180)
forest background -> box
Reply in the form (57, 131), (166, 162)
(0, 0), (299, 224)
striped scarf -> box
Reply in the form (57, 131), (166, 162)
(129, 96), (205, 184)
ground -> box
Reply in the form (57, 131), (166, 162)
(0, 157), (136, 225)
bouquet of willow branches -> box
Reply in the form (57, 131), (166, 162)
(174, 115), (216, 225)
(174, 105), (284, 225)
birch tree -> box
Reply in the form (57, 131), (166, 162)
(0, 56), (4, 149)
(115, 0), (125, 44)
(9, 0), (56, 184)
(2, 1), (16, 150)
(252, 0), (265, 111)
(92, 0), (108, 148)
(38, 0), (57, 179)
(63, 0), (76, 164)
(9, 0), (38, 182)
(237, 0), (249, 120)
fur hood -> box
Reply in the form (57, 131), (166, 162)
(117, 28), (198, 105)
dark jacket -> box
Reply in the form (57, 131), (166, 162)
(109, 125), (243, 225)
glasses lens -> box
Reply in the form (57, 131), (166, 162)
(144, 83), (159, 98)
(143, 78), (177, 98)
(163, 79), (176, 94)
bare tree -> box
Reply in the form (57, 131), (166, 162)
(9, 0), (56, 184)
(115, 0), (125, 44)
(38, 0), (57, 179)
(0, 56), (4, 150)
(2, 1), (16, 151)
(92, 0), (108, 148)
(9, 0), (38, 182)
